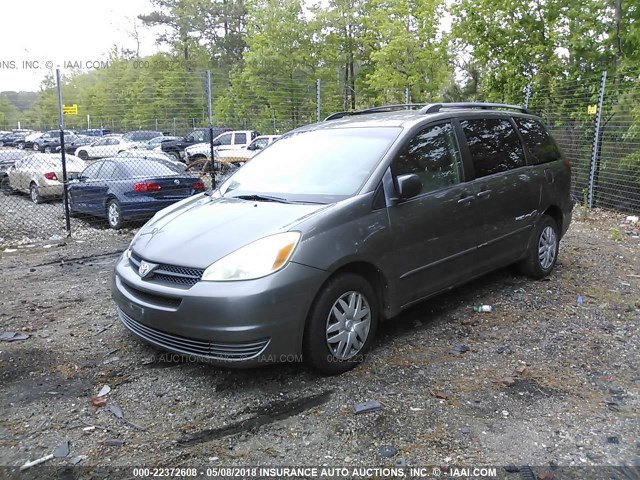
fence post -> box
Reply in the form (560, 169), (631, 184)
(524, 83), (532, 109)
(587, 71), (607, 209)
(55, 69), (71, 236)
(316, 79), (321, 122)
(206, 70), (216, 189)
(405, 86), (410, 107)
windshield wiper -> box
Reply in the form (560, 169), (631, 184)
(232, 194), (291, 203)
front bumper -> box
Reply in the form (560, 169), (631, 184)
(111, 252), (328, 366)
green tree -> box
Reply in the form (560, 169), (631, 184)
(364, 0), (450, 104)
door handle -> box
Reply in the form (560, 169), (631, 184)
(458, 195), (475, 205)
(477, 190), (492, 199)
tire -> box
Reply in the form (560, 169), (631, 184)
(168, 151), (181, 161)
(17, 143), (24, 150)
(303, 273), (379, 375)
(44, 146), (52, 153)
(1, 176), (12, 195)
(0, 141), (4, 147)
(78, 150), (88, 160)
(30, 183), (43, 204)
(33, 143), (39, 151)
(519, 215), (560, 279)
(106, 199), (123, 229)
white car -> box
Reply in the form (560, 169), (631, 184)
(184, 130), (258, 163)
(74, 135), (129, 160)
(216, 135), (281, 163)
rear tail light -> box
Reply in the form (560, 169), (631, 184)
(193, 180), (205, 191)
(563, 157), (571, 171)
(44, 172), (58, 180)
(133, 182), (162, 193)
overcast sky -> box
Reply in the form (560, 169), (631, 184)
(0, 0), (164, 92)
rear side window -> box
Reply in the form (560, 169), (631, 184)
(513, 117), (561, 165)
(235, 133), (247, 144)
(98, 162), (118, 179)
(393, 122), (463, 194)
(460, 118), (525, 178)
(82, 162), (103, 179)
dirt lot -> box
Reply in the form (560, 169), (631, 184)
(0, 209), (639, 478)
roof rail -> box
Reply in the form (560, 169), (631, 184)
(324, 103), (428, 121)
(419, 102), (532, 115)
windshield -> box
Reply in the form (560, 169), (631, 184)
(220, 127), (401, 203)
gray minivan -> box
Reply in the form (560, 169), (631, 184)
(112, 103), (573, 374)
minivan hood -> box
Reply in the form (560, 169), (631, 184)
(130, 195), (331, 268)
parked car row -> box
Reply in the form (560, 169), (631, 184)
(0, 126), (281, 230)
(1, 149), (204, 229)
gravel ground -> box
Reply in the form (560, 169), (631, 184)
(0, 209), (639, 478)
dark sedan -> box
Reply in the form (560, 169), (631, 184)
(68, 157), (205, 229)
(0, 132), (28, 147)
(60, 135), (94, 154)
(36, 132), (78, 153)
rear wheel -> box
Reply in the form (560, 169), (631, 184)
(1, 176), (12, 195)
(106, 199), (123, 229)
(303, 273), (378, 375)
(168, 151), (181, 161)
(30, 183), (43, 204)
(44, 146), (52, 153)
(519, 215), (559, 279)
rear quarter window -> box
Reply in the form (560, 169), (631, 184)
(513, 117), (562, 165)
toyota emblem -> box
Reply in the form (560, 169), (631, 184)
(138, 261), (158, 278)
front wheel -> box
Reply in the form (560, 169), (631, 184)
(77, 150), (88, 160)
(44, 146), (52, 153)
(16, 143), (24, 150)
(303, 273), (379, 375)
(33, 144), (39, 151)
(106, 199), (123, 229)
(519, 215), (560, 279)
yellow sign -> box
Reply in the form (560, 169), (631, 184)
(62, 104), (78, 115)
(587, 105), (597, 115)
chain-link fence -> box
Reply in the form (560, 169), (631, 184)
(1, 65), (639, 245)
(527, 70), (640, 213)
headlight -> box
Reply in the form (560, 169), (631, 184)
(202, 232), (301, 281)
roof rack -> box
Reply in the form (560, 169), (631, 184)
(324, 103), (428, 121)
(419, 102), (532, 115)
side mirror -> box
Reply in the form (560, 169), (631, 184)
(68, 172), (80, 180)
(247, 144), (257, 151)
(395, 174), (422, 201)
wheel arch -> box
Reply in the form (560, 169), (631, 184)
(542, 205), (563, 236)
(307, 260), (391, 323)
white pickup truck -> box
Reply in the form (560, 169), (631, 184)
(184, 130), (258, 163)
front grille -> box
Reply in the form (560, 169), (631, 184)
(117, 308), (270, 361)
(130, 252), (204, 287)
